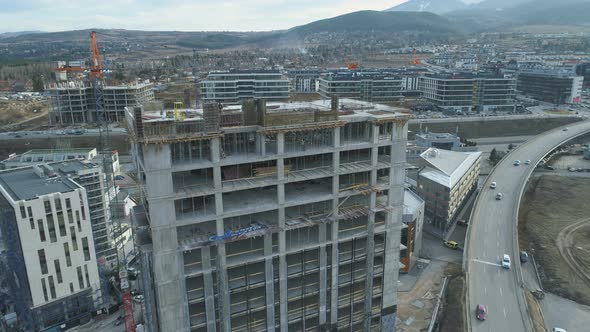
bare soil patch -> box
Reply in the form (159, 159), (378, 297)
(438, 264), (466, 332)
(525, 291), (547, 332)
(519, 175), (590, 305)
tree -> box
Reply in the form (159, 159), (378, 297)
(489, 148), (498, 162)
(32, 74), (44, 92)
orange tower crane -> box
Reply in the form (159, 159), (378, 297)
(410, 48), (421, 66)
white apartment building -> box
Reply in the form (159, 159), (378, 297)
(0, 165), (101, 330)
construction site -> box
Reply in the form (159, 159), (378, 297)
(126, 95), (415, 332)
(47, 81), (155, 125)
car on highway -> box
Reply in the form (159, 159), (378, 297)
(133, 295), (144, 303)
(562, 127), (569, 131)
(475, 304), (487, 320)
(490, 181), (497, 189)
(495, 193), (503, 200)
(514, 160), (521, 166)
(502, 254), (511, 269)
(520, 251), (529, 263)
(525, 160), (531, 165)
(444, 240), (459, 249)
(552, 328), (567, 332)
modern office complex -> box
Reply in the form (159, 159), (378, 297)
(1, 149), (124, 269)
(0, 165), (101, 330)
(517, 70), (584, 104)
(417, 148), (481, 231)
(318, 71), (403, 103)
(201, 71), (290, 104)
(287, 69), (321, 93)
(126, 97), (411, 331)
(48, 81), (154, 124)
(420, 73), (516, 112)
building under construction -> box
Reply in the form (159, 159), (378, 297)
(126, 96), (412, 332)
(47, 81), (154, 125)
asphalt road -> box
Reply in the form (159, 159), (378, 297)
(466, 120), (590, 332)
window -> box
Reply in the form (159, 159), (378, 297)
(75, 211), (80, 225)
(20, 205), (26, 219)
(57, 211), (66, 237)
(70, 283), (74, 293)
(54, 198), (62, 211)
(27, 207), (34, 229)
(70, 226), (78, 251)
(65, 198), (71, 209)
(38, 220), (46, 242)
(77, 266), (84, 289)
(84, 265), (91, 288)
(77, 214), (82, 232)
(80, 204), (86, 220)
(48, 276), (56, 299)
(54, 260), (63, 283)
(82, 237), (91, 261)
(38, 249), (48, 274)
(63, 243), (72, 267)
(44, 200), (51, 214)
(46, 214), (57, 242)
(41, 279), (49, 301)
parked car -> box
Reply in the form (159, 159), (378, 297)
(133, 295), (144, 303)
(502, 254), (511, 269)
(114, 175), (125, 180)
(475, 304), (487, 320)
(520, 251), (529, 263)
(457, 219), (468, 227)
(490, 181), (497, 189)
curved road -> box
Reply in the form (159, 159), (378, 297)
(466, 120), (590, 332)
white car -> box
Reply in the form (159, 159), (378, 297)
(514, 160), (521, 166)
(502, 254), (511, 269)
(552, 328), (567, 332)
(133, 295), (145, 303)
(525, 160), (531, 165)
(495, 193), (503, 200)
(490, 182), (497, 189)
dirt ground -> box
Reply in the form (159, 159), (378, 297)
(438, 264), (466, 332)
(0, 99), (49, 130)
(519, 175), (590, 305)
(525, 291), (547, 332)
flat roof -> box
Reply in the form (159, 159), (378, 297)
(0, 166), (80, 202)
(419, 148), (481, 188)
(404, 189), (424, 215)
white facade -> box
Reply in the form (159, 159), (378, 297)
(0, 176), (101, 308)
(568, 76), (584, 104)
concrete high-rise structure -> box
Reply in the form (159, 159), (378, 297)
(319, 71), (403, 103)
(0, 165), (101, 330)
(420, 73), (516, 112)
(201, 71), (290, 105)
(126, 97), (411, 331)
(417, 148), (481, 231)
(48, 81), (154, 124)
(517, 71), (584, 105)
(287, 69), (320, 93)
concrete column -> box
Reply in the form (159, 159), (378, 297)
(201, 247), (217, 332)
(372, 124), (380, 144)
(277, 132), (285, 155)
(213, 166), (222, 190)
(215, 242), (232, 332)
(259, 134), (267, 157)
(277, 158), (285, 181)
(318, 224), (328, 328)
(263, 234), (276, 331)
(278, 207), (288, 332)
(329, 158), (340, 327)
(211, 138), (220, 163)
(334, 127), (340, 148)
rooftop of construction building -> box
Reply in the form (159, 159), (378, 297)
(0, 165), (81, 202)
(137, 98), (410, 124)
(46, 80), (152, 90)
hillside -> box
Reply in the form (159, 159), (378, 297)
(386, 0), (468, 14)
(288, 10), (457, 35)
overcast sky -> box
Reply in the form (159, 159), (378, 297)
(0, 0), (412, 33)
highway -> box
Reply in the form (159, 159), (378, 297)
(465, 120), (590, 332)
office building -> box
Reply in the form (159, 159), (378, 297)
(319, 71), (403, 103)
(417, 148), (481, 231)
(126, 97), (411, 331)
(201, 71), (290, 105)
(0, 165), (101, 330)
(48, 81), (154, 124)
(1, 149), (124, 269)
(517, 71), (584, 104)
(420, 73), (516, 112)
(287, 69), (320, 93)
